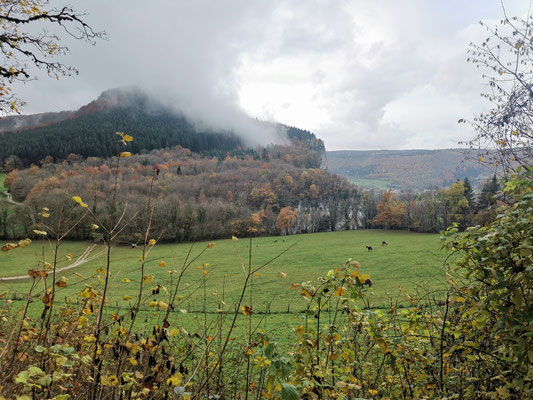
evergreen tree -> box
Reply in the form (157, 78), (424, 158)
(478, 175), (500, 210)
(463, 177), (475, 208)
(462, 177), (476, 227)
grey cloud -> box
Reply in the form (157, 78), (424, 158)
(9, 0), (532, 151)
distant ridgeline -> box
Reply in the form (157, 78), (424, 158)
(0, 88), (324, 167)
(327, 149), (491, 191)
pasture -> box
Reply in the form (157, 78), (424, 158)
(0, 230), (446, 316)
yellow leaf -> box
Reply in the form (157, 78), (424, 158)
(208, 242), (216, 248)
(159, 261), (167, 267)
(241, 305), (253, 316)
(289, 283), (300, 290)
(167, 373), (183, 386)
(33, 229), (47, 236)
(72, 196), (82, 204)
(232, 236), (238, 241)
(122, 278), (131, 283)
(77, 316), (89, 328)
(91, 224), (99, 230)
(78, 287), (92, 299)
(478, 156), (484, 162)
(116, 132), (124, 137)
(335, 287), (346, 296)
(143, 275), (155, 285)
(18, 238), (31, 248)
(515, 41), (522, 49)
(277, 271), (288, 279)
(123, 295), (131, 301)
(65, 253), (72, 260)
(122, 134), (134, 142)
(119, 152), (131, 157)
(2, 243), (18, 251)
(148, 239), (156, 246)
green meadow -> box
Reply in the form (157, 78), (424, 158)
(349, 178), (393, 190)
(0, 173), (6, 192)
(0, 230), (446, 315)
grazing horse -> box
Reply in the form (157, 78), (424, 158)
(366, 245), (373, 252)
(382, 241), (388, 246)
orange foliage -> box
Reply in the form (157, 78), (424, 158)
(373, 190), (406, 229)
(275, 207), (297, 233)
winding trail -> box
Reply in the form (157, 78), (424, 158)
(0, 244), (100, 281)
(1, 191), (23, 206)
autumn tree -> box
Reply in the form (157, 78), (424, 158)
(373, 190), (406, 229)
(0, 0), (104, 115)
(440, 181), (469, 229)
(275, 206), (297, 235)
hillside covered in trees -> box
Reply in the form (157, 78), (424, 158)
(1, 137), (503, 241)
(0, 87), (325, 168)
(2, 140), (357, 241)
(327, 149), (491, 190)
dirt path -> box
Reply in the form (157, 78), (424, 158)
(0, 244), (100, 281)
(1, 191), (23, 206)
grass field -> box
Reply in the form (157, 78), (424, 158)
(0, 173), (6, 192)
(349, 178), (393, 190)
(0, 230), (446, 313)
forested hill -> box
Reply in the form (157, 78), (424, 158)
(327, 149), (491, 190)
(0, 88), (324, 167)
(0, 110), (73, 133)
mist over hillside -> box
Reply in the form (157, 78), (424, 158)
(327, 149), (491, 191)
(0, 110), (73, 133)
(0, 87), (324, 166)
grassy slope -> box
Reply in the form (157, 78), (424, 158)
(348, 178), (392, 191)
(0, 173), (6, 192)
(0, 230), (445, 313)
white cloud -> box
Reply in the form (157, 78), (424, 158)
(10, 0), (532, 150)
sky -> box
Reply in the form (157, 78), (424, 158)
(11, 0), (531, 151)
